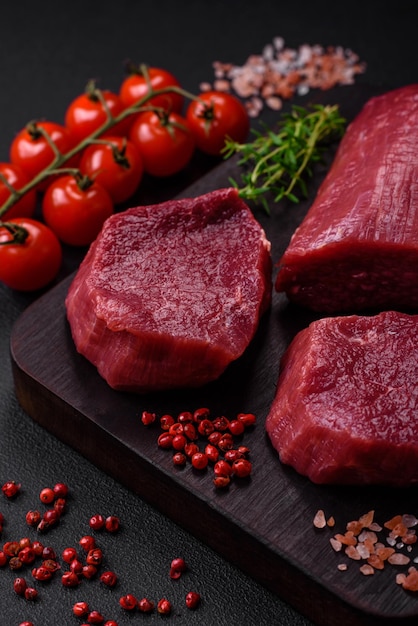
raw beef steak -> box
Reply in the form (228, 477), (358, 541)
(275, 84), (418, 312)
(265, 310), (418, 486)
(65, 188), (272, 393)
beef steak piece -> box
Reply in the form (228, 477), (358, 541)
(265, 310), (418, 486)
(65, 188), (272, 393)
(275, 84), (418, 312)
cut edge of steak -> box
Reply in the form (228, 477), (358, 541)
(275, 84), (418, 313)
(65, 188), (272, 393)
(265, 310), (418, 486)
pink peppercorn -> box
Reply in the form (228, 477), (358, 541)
(62, 547), (78, 563)
(119, 593), (138, 610)
(228, 419), (245, 435)
(232, 458), (252, 478)
(24, 586), (38, 600)
(205, 443), (219, 463)
(193, 407), (210, 422)
(2, 481), (20, 498)
(105, 515), (120, 532)
(86, 548), (102, 566)
(89, 514), (105, 530)
(237, 412), (256, 427)
(79, 535), (96, 551)
(191, 452), (208, 470)
(214, 459), (233, 476)
(141, 410), (156, 426)
(82, 564), (98, 579)
(177, 410), (193, 423)
(62, 571), (80, 587)
(100, 570), (118, 587)
(160, 414), (175, 430)
(73, 601), (89, 617)
(25, 510), (42, 527)
(87, 610), (105, 624)
(173, 452), (187, 466)
(158, 432), (174, 449)
(170, 556), (187, 579)
(138, 597), (154, 612)
(13, 576), (27, 595)
(157, 598), (172, 615)
(185, 590), (201, 609)
(39, 487), (55, 504)
(53, 482), (69, 498)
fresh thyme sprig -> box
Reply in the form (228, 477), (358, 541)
(222, 103), (346, 214)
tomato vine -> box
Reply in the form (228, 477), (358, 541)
(0, 65), (200, 234)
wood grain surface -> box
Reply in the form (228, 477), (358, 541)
(10, 84), (418, 625)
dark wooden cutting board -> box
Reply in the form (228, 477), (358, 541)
(10, 84), (418, 625)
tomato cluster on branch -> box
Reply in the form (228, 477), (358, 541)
(0, 64), (250, 292)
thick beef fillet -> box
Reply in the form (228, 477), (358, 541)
(265, 311), (418, 486)
(275, 84), (418, 312)
(65, 188), (272, 393)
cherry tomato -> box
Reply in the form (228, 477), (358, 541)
(10, 121), (76, 187)
(0, 218), (62, 291)
(129, 111), (195, 177)
(0, 162), (37, 219)
(186, 91), (250, 156)
(42, 174), (114, 247)
(119, 65), (184, 114)
(79, 136), (143, 204)
(64, 83), (131, 144)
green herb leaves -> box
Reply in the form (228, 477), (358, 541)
(222, 104), (346, 213)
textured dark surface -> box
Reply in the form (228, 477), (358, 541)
(1, 2), (418, 625)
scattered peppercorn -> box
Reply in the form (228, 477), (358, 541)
(142, 407), (255, 487)
(53, 482), (69, 498)
(173, 452), (187, 466)
(157, 598), (172, 615)
(62, 546), (78, 563)
(185, 590), (201, 609)
(25, 510), (41, 527)
(2, 480), (21, 498)
(24, 586), (38, 600)
(191, 451), (209, 470)
(232, 458), (252, 478)
(100, 570), (118, 587)
(82, 564), (98, 579)
(39, 487), (55, 504)
(0, 480), (205, 622)
(87, 609), (105, 624)
(105, 515), (120, 533)
(32, 565), (53, 581)
(73, 600), (90, 617)
(141, 410), (156, 426)
(138, 597), (154, 612)
(79, 535), (96, 552)
(119, 593), (138, 610)
(160, 414), (175, 430)
(89, 514), (106, 530)
(13, 576), (28, 595)
(86, 547), (103, 566)
(169, 556), (187, 579)
(62, 570), (80, 587)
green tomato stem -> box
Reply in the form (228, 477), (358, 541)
(0, 68), (204, 229)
